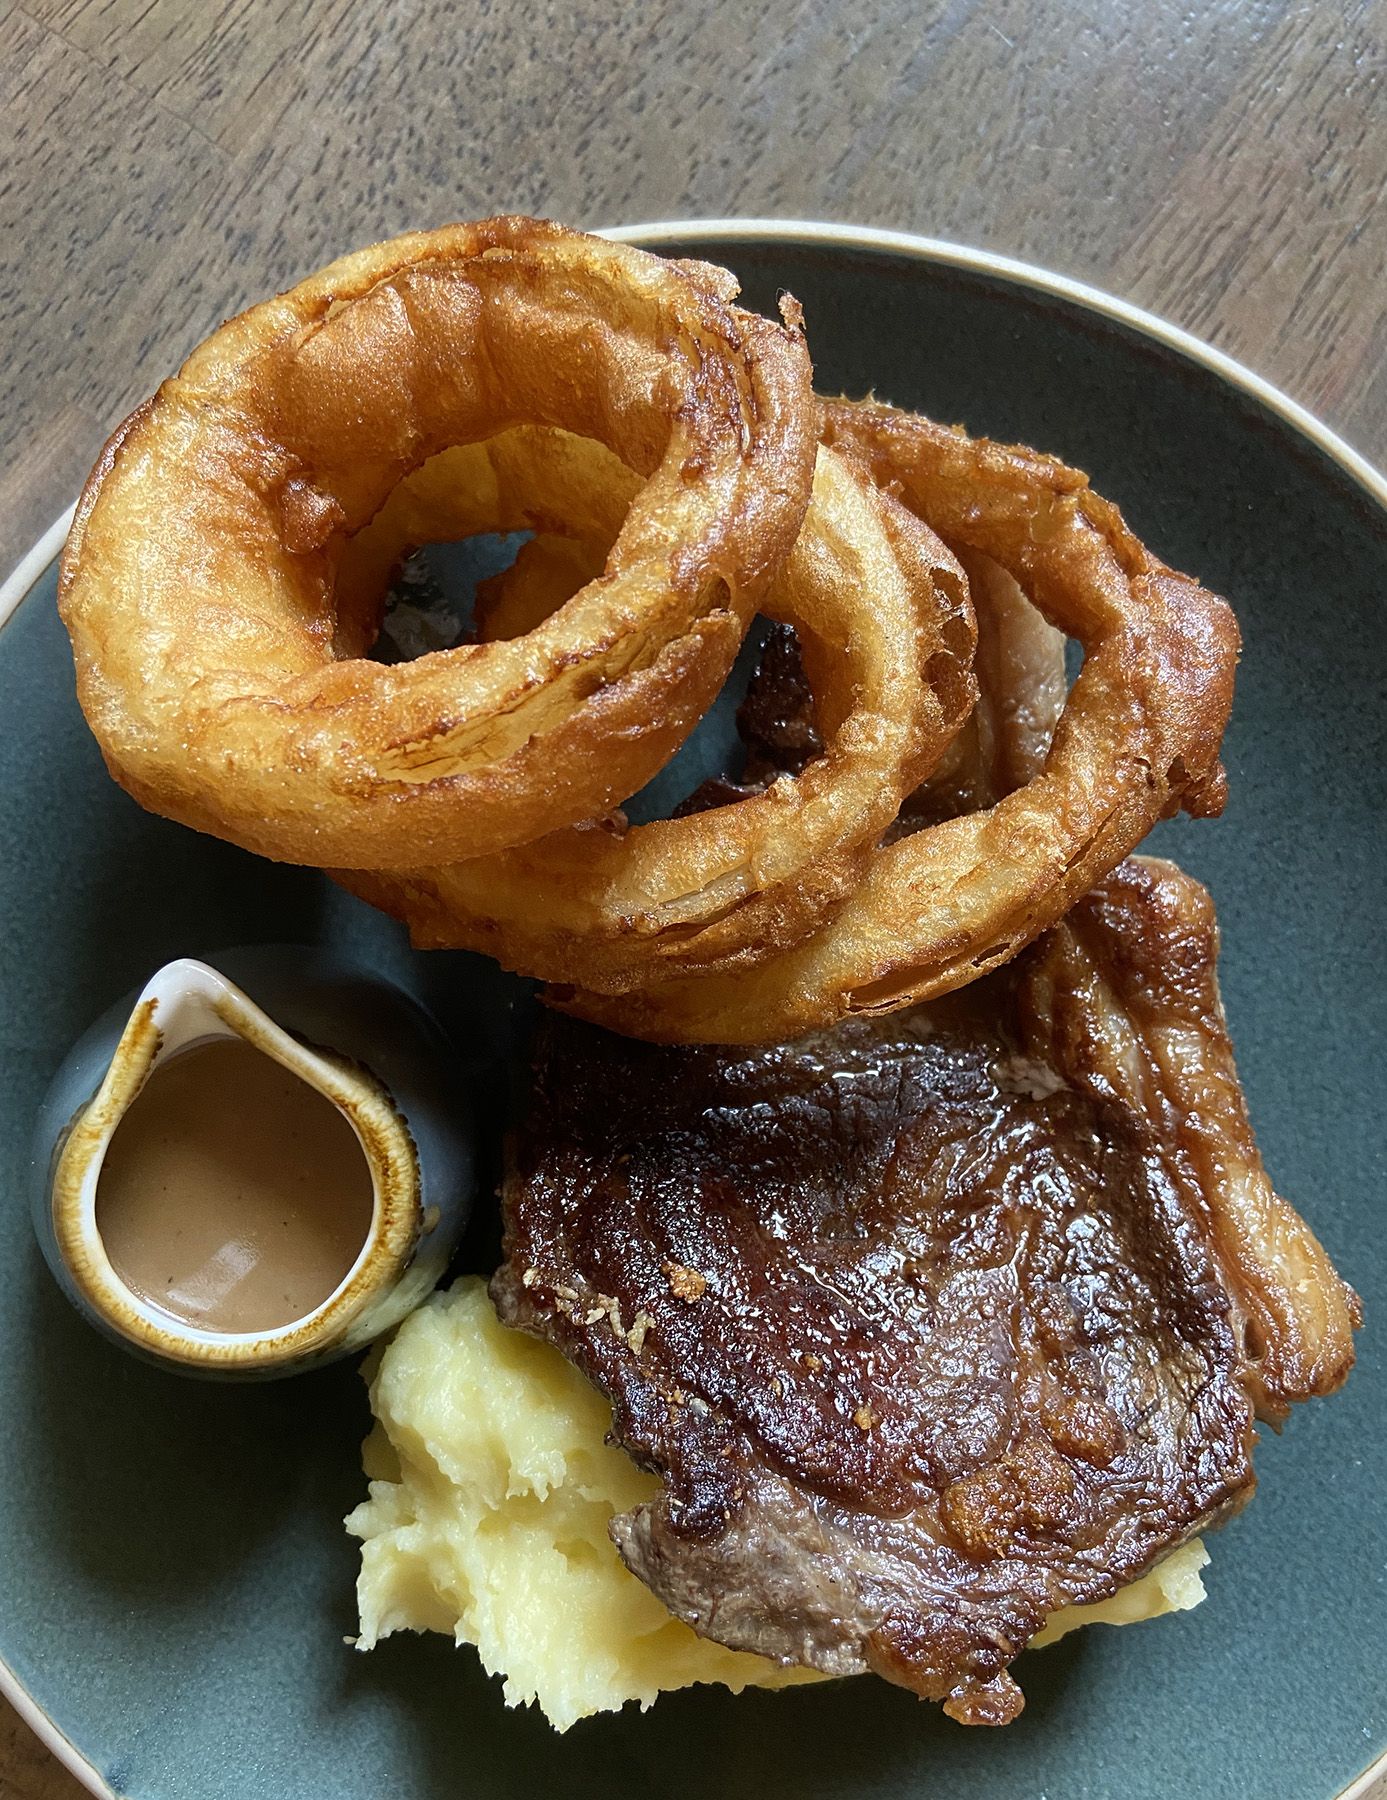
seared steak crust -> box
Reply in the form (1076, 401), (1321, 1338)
(494, 852), (1361, 1723)
(495, 625), (1357, 1724)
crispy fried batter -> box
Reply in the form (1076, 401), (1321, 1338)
(555, 399), (1240, 1042)
(342, 443), (978, 987)
(59, 220), (815, 868)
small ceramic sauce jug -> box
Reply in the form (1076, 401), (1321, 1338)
(32, 948), (473, 1376)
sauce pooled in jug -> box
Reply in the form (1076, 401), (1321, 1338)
(95, 1038), (374, 1333)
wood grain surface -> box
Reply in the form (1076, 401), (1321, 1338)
(1, 1), (1383, 1795)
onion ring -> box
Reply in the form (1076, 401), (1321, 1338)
(58, 218), (815, 869)
(900, 547), (1068, 825)
(341, 440), (978, 990)
(474, 533), (605, 641)
(331, 426), (639, 657)
(552, 398), (1240, 1043)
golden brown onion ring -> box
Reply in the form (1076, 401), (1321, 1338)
(331, 427), (639, 657)
(552, 399), (1240, 1043)
(900, 547), (1067, 825)
(58, 219), (815, 869)
(474, 533), (604, 641)
(341, 442), (978, 990)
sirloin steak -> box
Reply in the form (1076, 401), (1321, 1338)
(496, 612), (1356, 1724)
(494, 857), (1356, 1723)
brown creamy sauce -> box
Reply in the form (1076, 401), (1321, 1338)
(95, 1038), (374, 1333)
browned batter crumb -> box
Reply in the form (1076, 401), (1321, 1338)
(665, 1263), (708, 1303)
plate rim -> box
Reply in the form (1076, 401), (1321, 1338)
(2, 216), (1383, 1800)
(7, 215), (1387, 649)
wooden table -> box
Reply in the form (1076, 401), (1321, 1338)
(1, 1), (1383, 1794)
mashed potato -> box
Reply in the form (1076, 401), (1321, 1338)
(347, 1278), (1209, 1730)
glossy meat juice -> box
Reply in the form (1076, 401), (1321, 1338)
(95, 1039), (374, 1332)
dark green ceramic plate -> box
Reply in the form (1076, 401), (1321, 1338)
(2, 225), (1383, 1800)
